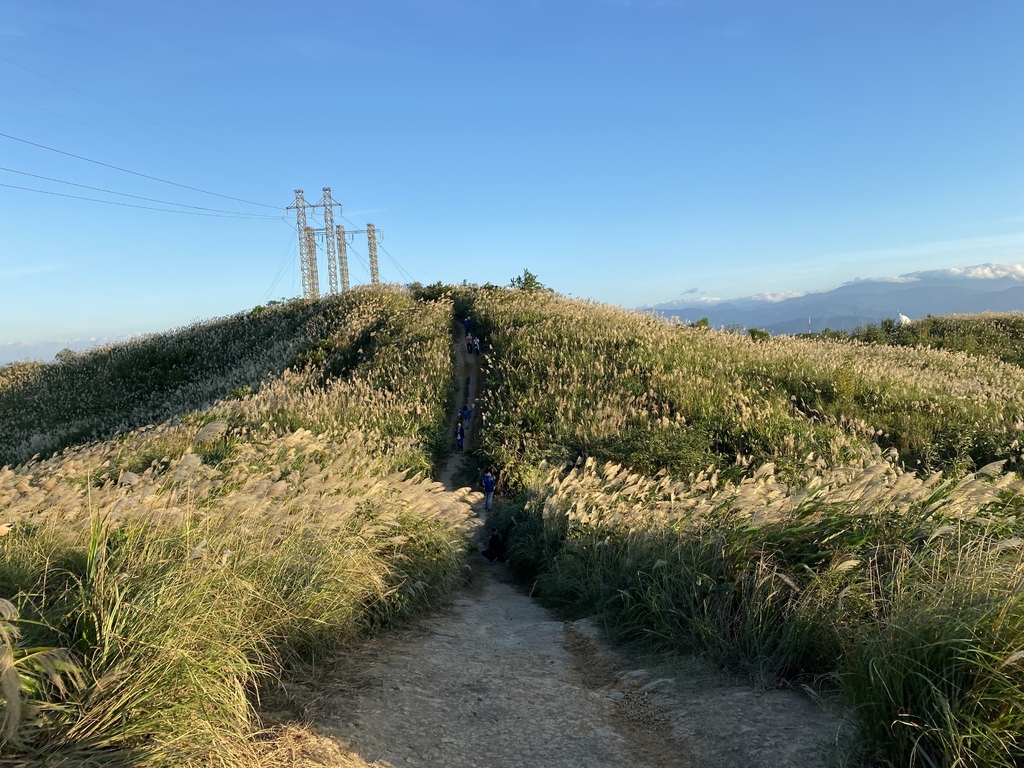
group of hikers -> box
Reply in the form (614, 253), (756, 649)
(456, 316), (481, 453)
(458, 314), (504, 563)
(463, 316), (482, 356)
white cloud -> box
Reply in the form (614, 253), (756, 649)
(850, 275), (920, 284)
(909, 263), (1024, 281)
(747, 291), (805, 302)
(848, 262), (1024, 286)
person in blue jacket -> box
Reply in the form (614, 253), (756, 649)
(482, 469), (496, 511)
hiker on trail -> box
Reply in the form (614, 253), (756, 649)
(466, 333), (473, 354)
(455, 422), (464, 452)
(473, 336), (481, 356)
(482, 527), (505, 563)
(482, 469), (496, 511)
(459, 404), (474, 429)
(463, 317), (471, 334)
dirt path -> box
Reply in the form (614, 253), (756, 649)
(261, 334), (850, 767)
(438, 334), (481, 490)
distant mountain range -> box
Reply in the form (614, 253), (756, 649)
(645, 264), (1024, 334)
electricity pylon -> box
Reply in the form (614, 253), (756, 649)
(287, 187), (372, 298)
(303, 226), (319, 299)
(322, 187), (339, 296)
(287, 189), (319, 301)
(367, 223), (379, 285)
(336, 224), (349, 292)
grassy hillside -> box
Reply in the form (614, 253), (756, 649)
(470, 290), (1024, 487)
(0, 288), (469, 766)
(469, 288), (1024, 768)
(826, 312), (1024, 369)
(7, 284), (1024, 767)
(1, 299), (311, 468)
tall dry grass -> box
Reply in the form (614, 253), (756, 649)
(470, 289), (1024, 488)
(829, 311), (1024, 369)
(472, 288), (1024, 767)
(0, 288), (471, 766)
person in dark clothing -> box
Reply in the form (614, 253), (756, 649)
(482, 527), (505, 563)
(455, 422), (464, 451)
(463, 317), (471, 334)
(482, 470), (496, 511)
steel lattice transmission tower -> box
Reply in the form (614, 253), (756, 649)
(286, 186), (376, 298)
(336, 225), (349, 292)
(302, 226), (319, 299)
(321, 188), (340, 296)
(367, 223), (379, 285)
(287, 190), (319, 301)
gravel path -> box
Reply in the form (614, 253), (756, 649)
(258, 333), (849, 767)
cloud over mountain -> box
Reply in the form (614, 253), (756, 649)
(647, 263), (1024, 334)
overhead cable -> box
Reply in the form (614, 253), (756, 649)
(1, 92), (279, 190)
(378, 236), (425, 279)
(263, 230), (298, 303)
(0, 54), (298, 184)
(0, 131), (282, 210)
(0, 182), (280, 218)
(0, 166), (284, 216)
(379, 244), (415, 283)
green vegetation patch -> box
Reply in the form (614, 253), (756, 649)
(469, 290), (1024, 488)
(465, 287), (1024, 767)
(827, 313), (1024, 369)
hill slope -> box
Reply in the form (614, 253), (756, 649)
(0, 287), (472, 765)
(466, 287), (1024, 768)
(827, 312), (1024, 369)
(5, 286), (1024, 767)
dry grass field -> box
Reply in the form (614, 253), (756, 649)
(0, 288), (470, 766)
(470, 288), (1024, 768)
(4, 284), (1024, 767)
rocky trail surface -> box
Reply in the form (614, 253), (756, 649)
(260, 336), (848, 767)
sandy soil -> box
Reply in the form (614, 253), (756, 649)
(258, 334), (851, 767)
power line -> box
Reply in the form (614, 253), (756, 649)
(0, 54), (299, 185)
(347, 243), (370, 283)
(263, 228), (298, 303)
(0, 182), (281, 218)
(0, 166), (285, 216)
(0, 131), (282, 210)
(1, 91), (282, 191)
(379, 244), (415, 284)
(378, 236), (426, 279)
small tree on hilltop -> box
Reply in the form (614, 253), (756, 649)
(509, 269), (549, 293)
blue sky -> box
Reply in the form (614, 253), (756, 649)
(1, 0), (1021, 348)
